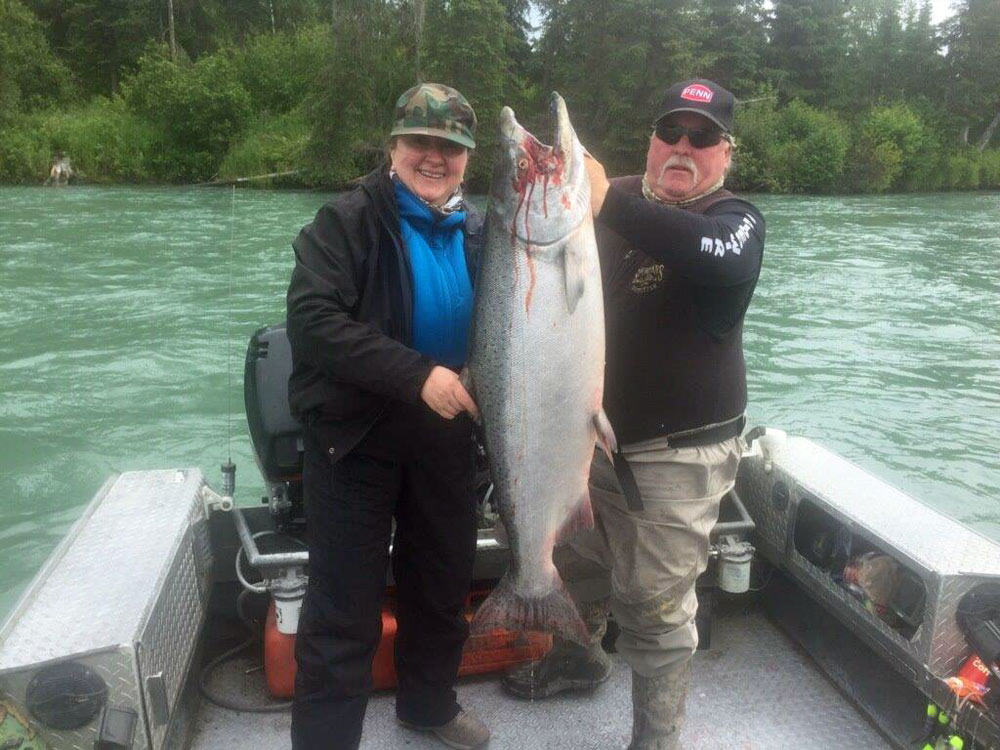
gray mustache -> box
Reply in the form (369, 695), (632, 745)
(664, 155), (697, 173)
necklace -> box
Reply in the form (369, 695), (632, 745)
(641, 174), (725, 208)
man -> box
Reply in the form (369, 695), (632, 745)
(503, 79), (765, 750)
(46, 152), (73, 186)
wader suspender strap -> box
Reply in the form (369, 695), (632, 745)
(613, 450), (645, 511)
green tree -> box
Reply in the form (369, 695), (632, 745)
(771, 100), (850, 192)
(236, 25), (327, 116)
(847, 103), (937, 191)
(942, 149), (981, 188)
(979, 149), (1000, 188)
(729, 94), (783, 192)
(303, 0), (413, 183)
(944, 0), (1000, 150)
(897, 1), (945, 104)
(0, 0), (75, 121)
(423, 0), (509, 187)
(60, 0), (159, 95)
(840, 0), (947, 116)
(843, 0), (904, 110)
(535, 0), (709, 175)
(766, 0), (849, 107)
(698, 0), (769, 97)
(123, 48), (252, 180)
(495, 0), (538, 122)
(168, 0), (323, 56)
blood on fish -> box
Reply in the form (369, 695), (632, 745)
(542, 172), (549, 218)
(508, 134), (568, 315)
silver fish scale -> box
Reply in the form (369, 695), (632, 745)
(471, 222), (604, 597)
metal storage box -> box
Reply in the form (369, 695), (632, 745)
(738, 433), (1000, 683)
(0, 469), (211, 750)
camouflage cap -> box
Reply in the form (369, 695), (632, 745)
(391, 83), (477, 149)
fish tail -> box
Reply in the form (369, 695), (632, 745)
(470, 573), (590, 644)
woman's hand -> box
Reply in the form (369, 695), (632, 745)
(420, 366), (479, 420)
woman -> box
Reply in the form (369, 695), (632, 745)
(286, 83), (489, 750)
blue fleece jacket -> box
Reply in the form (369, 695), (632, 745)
(395, 181), (474, 368)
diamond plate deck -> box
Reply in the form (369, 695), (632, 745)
(0, 649), (149, 750)
(190, 605), (894, 750)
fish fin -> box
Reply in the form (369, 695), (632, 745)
(563, 243), (586, 314)
(557, 493), (594, 544)
(594, 409), (618, 462)
(471, 573), (590, 644)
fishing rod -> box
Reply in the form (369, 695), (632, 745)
(222, 184), (237, 497)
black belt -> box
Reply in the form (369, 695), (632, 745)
(611, 416), (746, 511)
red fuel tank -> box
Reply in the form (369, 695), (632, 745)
(264, 601), (297, 698)
(264, 593), (553, 697)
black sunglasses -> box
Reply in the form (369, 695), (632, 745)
(654, 121), (726, 149)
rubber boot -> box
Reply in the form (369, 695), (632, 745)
(627, 659), (691, 750)
(502, 599), (612, 699)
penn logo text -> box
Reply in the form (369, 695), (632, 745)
(681, 85), (714, 103)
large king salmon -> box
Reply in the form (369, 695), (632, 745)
(466, 94), (616, 643)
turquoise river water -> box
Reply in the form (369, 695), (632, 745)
(1, 186), (998, 621)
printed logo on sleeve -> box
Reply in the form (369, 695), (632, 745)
(699, 213), (757, 258)
(681, 85), (714, 103)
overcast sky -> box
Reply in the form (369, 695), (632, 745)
(931, 0), (957, 24)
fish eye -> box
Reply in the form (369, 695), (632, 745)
(517, 157), (530, 172)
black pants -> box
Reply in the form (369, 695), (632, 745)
(291, 403), (479, 750)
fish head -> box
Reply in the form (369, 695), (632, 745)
(490, 93), (589, 246)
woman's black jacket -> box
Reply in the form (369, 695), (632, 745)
(285, 166), (483, 460)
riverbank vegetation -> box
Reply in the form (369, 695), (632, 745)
(2, 0), (998, 192)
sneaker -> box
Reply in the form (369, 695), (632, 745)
(502, 640), (612, 699)
(398, 708), (491, 750)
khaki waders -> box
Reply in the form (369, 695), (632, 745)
(554, 436), (742, 749)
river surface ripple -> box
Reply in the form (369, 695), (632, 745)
(1, 186), (998, 620)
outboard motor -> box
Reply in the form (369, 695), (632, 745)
(244, 322), (305, 531)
